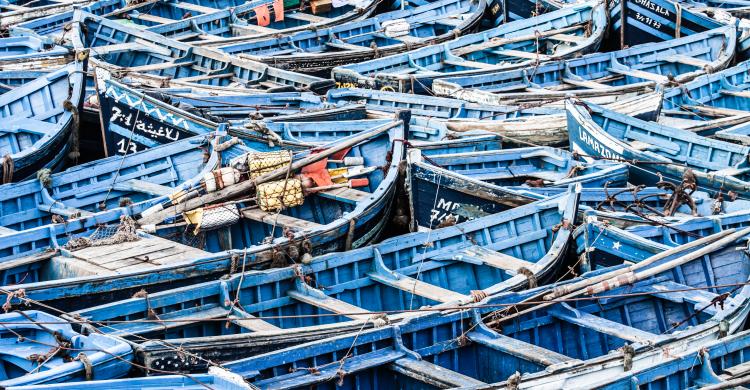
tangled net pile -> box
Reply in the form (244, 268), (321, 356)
(64, 216), (140, 250)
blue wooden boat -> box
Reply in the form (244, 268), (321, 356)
(0, 117), (405, 311)
(238, 115), (504, 147)
(327, 88), (663, 146)
(216, 0), (491, 75)
(0, 310), (133, 387)
(137, 226), (750, 384)
(567, 99), (750, 197)
(71, 10), (335, 94)
(406, 147), (747, 230)
(5, 368), (254, 389)
(332, 1), (606, 93)
(63, 187), (577, 371)
(433, 26), (736, 106)
(491, 0), (561, 24)
(12, 0), (271, 38)
(406, 147), (625, 229)
(0, 58), (86, 183)
(661, 59), (750, 140)
(0, 134), (242, 233)
(608, 0), (725, 49)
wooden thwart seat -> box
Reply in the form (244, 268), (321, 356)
(548, 306), (662, 344)
(625, 131), (681, 155)
(389, 358), (488, 388)
(59, 235), (210, 276)
(93, 39), (172, 57)
(450, 245), (535, 274)
(720, 89), (750, 99)
(241, 208), (323, 230)
(172, 1), (220, 13)
(317, 187), (370, 204)
(493, 49), (551, 61)
(368, 270), (465, 303)
(468, 330), (576, 366)
(229, 307), (282, 332)
(288, 289), (373, 321)
(633, 280), (720, 316)
(0, 225), (17, 236)
(607, 67), (668, 83)
(286, 12), (330, 23)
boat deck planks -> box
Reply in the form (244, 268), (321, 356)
(61, 235), (210, 274)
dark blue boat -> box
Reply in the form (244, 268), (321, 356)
(0, 117), (405, 311)
(406, 147), (627, 229)
(0, 135), (238, 234)
(171, 226), (750, 386)
(609, 0), (724, 48)
(406, 146), (749, 230)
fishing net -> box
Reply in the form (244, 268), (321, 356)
(64, 216), (140, 251)
(247, 150), (292, 179)
(183, 204), (241, 234)
(257, 178), (304, 212)
(162, 229), (206, 249)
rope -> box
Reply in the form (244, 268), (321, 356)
(63, 99), (80, 162)
(1, 154), (14, 184)
(75, 352), (93, 380)
(36, 169), (52, 188)
(0, 277), (748, 324)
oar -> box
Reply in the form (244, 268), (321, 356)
(485, 226), (750, 328)
(137, 119), (401, 226)
(543, 226), (736, 300)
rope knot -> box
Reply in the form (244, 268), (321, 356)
(622, 344), (635, 371)
(1, 154), (14, 184)
(517, 267), (537, 288)
(37, 169), (52, 188)
(368, 313), (390, 327)
(470, 289), (487, 302)
(75, 352), (93, 380)
(507, 371), (522, 390)
(3, 289), (26, 312)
